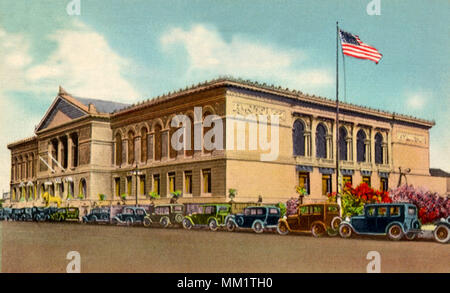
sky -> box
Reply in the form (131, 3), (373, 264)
(0, 0), (448, 193)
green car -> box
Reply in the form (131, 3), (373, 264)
(182, 204), (231, 231)
(143, 204), (185, 228)
(49, 207), (80, 222)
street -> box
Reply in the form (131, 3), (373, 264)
(1, 222), (448, 273)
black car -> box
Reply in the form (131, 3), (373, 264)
(83, 207), (111, 224)
(31, 207), (57, 222)
(0, 208), (12, 221)
(113, 206), (148, 226)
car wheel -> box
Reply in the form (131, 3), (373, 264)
(208, 219), (218, 231)
(126, 218), (133, 226)
(331, 217), (342, 232)
(226, 220), (236, 232)
(182, 218), (192, 230)
(405, 232), (417, 241)
(339, 224), (353, 239)
(253, 221), (264, 234)
(311, 223), (326, 237)
(433, 224), (450, 244)
(277, 222), (289, 235)
(160, 217), (170, 228)
(387, 224), (403, 241)
(143, 217), (152, 227)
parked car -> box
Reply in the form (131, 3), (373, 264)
(0, 208), (12, 221)
(31, 207), (57, 222)
(11, 208), (24, 221)
(338, 203), (421, 241)
(277, 203), (341, 237)
(49, 207), (80, 222)
(82, 207), (111, 224)
(182, 204), (231, 231)
(433, 216), (450, 244)
(113, 206), (148, 226)
(143, 204), (185, 228)
(225, 206), (281, 233)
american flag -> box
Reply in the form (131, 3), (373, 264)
(339, 29), (382, 64)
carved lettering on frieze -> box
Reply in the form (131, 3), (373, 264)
(396, 132), (426, 145)
(232, 102), (286, 121)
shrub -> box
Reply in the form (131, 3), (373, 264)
(328, 182), (391, 218)
(390, 184), (449, 224)
(148, 192), (160, 200)
(276, 202), (287, 217)
(98, 194), (106, 201)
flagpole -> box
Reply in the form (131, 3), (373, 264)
(336, 21), (342, 216)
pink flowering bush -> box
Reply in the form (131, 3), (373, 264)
(390, 184), (449, 224)
(286, 198), (300, 216)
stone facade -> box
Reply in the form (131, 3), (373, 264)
(6, 78), (449, 210)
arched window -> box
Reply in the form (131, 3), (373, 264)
(316, 123), (327, 158)
(357, 130), (367, 162)
(115, 133), (122, 166)
(141, 127), (148, 163)
(128, 130), (135, 165)
(203, 111), (212, 154)
(79, 179), (87, 199)
(154, 124), (162, 161)
(169, 119), (178, 159)
(375, 133), (383, 164)
(339, 127), (348, 161)
(293, 120), (305, 156)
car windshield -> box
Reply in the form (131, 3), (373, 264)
(408, 207), (416, 216)
(244, 209), (251, 216)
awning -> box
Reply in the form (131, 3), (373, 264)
(341, 169), (355, 176)
(65, 177), (73, 182)
(319, 168), (335, 175)
(27, 181), (34, 186)
(379, 172), (389, 178)
(361, 170), (372, 176)
(296, 165), (313, 172)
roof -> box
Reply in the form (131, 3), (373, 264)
(113, 76), (435, 128)
(430, 168), (450, 178)
(74, 96), (129, 114)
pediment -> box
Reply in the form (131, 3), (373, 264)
(36, 97), (88, 132)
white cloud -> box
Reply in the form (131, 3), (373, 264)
(405, 91), (429, 109)
(160, 24), (333, 92)
(25, 21), (141, 102)
(0, 22), (142, 193)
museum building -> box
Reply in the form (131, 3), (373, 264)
(7, 77), (449, 209)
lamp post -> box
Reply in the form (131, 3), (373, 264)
(132, 163), (143, 207)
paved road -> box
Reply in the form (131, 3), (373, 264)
(1, 222), (448, 273)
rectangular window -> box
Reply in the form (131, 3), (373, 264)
(184, 171), (193, 195)
(298, 172), (310, 195)
(153, 174), (160, 195)
(202, 169), (211, 194)
(322, 174), (332, 196)
(168, 172), (176, 194)
(380, 177), (388, 192)
(127, 176), (132, 196)
(115, 178), (120, 198)
(343, 175), (352, 187)
(139, 175), (146, 195)
(362, 176), (371, 186)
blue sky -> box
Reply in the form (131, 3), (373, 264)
(0, 0), (448, 192)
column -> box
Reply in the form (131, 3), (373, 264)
(311, 117), (317, 158)
(352, 127), (357, 164)
(304, 131), (311, 157)
(370, 128), (375, 165)
(58, 138), (63, 171)
(67, 134), (73, 169)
